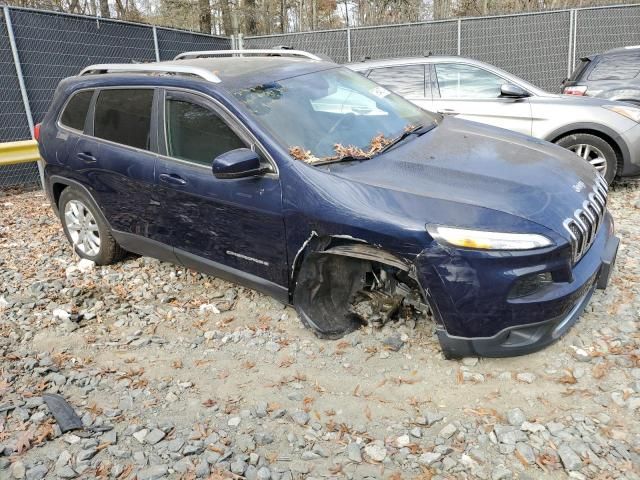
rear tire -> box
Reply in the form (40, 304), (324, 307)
(555, 133), (617, 184)
(58, 187), (125, 265)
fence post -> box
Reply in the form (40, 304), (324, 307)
(572, 9), (578, 72)
(567, 10), (574, 77)
(4, 6), (44, 190)
(152, 26), (160, 62)
(457, 19), (462, 55)
(346, 27), (352, 62)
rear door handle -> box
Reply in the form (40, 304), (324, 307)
(159, 173), (188, 186)
(437, 109), (458, 115)
(77, 152), (96, 163)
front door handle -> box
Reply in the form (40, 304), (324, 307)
(159, 173), (187, 186)
(437, 109), (458, 115)
(77, 152), (96, 163)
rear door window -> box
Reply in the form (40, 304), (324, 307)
(368, 65), (425, 98)
(164, 94), (246, 166)
(60, 90), (93, 131)
(588, 53), (640, 80)
(94, 89), (154, 150)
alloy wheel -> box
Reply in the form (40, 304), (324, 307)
(64, 199), (101, 256)
(569, 143), (607, 175)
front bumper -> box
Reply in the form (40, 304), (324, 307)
(618, 123), (640, 177)
(416, 214), (619, 358)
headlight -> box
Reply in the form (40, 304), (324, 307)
(603, 104), (640, 123)
(427, 225), (553, 250)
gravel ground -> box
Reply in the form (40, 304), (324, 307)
(1, 180), (639, 480)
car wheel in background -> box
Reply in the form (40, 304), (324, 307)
(555, 133), (617, 184)
(58, 187), (125, 265)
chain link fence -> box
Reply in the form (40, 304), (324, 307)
(247, 4), (640, 91)
(2, 4), (639, 190)
(0, 6), (230, 190)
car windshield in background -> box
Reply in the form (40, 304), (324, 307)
(233, 67), (438, 165)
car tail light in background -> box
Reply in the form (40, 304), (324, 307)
(563, 85), (588, 96)
(34, 123), (41, 141)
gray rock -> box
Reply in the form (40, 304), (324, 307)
(558, 444), (583, 471)
(195, 460), (209, 478)
(167, 438), (185, 452)
(438, 423), (457, 439)
(144, 428), (166, 445)
(173, 458), (193, 474)
(491, 465), (512, 480)
(507, 408), (526, 427)
(346, 442), (362, 463)
(516, 372), (536, 383)
(136, 465), (168, 480)
(515, 442), (536, 464)
(364, 442), (387, 462)
(291, 410), (310, 426)
(423, 410), (444, 426)
(25, 465), (48, 480)
(418, 452), (442, 465)
(231, 459), (247, 475)
(76, 448), (97, 462)
(256, 466), (271, 480)
(382, 335), (404, 351)
(11, 461), (26, 479)
(494, 425), (527, 445)
(56, 466), (78, 479)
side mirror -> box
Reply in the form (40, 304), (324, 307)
(500, 83), (529, 98)
(212, 148), (270, 179)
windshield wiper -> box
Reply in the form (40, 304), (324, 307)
(377, 123), (435, 155)
(312, 154), (371, 166)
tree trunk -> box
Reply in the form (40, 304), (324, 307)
(99, 0), (110, 18)
(280, 0), (286, 33)
(199, 0), (212, 34)
(219, 0), (234, 35)
(245, 0), (258, 34)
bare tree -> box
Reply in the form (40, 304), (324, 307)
(199, 0), (212, 33)
(99, 0), (110, 17)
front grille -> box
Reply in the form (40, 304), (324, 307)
(563, 175), (608, 263)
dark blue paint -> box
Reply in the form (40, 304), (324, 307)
(39, 64), (617, 355)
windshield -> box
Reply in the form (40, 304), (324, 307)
(232, 67), (439, 164)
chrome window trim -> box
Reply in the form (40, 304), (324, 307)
(159, 87), (279, 178)
(56, 88), (96, 134)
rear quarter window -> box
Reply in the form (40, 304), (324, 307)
(94, 89), (154, 150)
(588, 53), (640, 81)
(60, 90), (93, 131)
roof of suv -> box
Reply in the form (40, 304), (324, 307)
(347, 55), (464, 70)
(78, 54), (336, 91)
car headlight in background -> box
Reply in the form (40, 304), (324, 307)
(427, 225), (553, 250)
(603, 104), (640, 123)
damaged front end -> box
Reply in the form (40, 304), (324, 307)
(293, 241), (432, 339)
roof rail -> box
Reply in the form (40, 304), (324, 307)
(78, 63), (221, 83)
(174, 49), (322, 61)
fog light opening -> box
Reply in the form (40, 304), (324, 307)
(508, 272), (553, 299)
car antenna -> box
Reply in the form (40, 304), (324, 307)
(360, 56), (371, 62)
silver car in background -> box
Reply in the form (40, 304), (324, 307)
(347, 56), (640, 183)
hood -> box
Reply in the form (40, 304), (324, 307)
(324, 117), (603, 235)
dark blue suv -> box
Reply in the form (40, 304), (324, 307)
(37, 50), (619, 358)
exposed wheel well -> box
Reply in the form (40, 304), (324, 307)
(52, 182), (68, 207)
(550, 128), (623, 173)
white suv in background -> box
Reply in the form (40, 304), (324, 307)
(348, 56), (640, 184)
